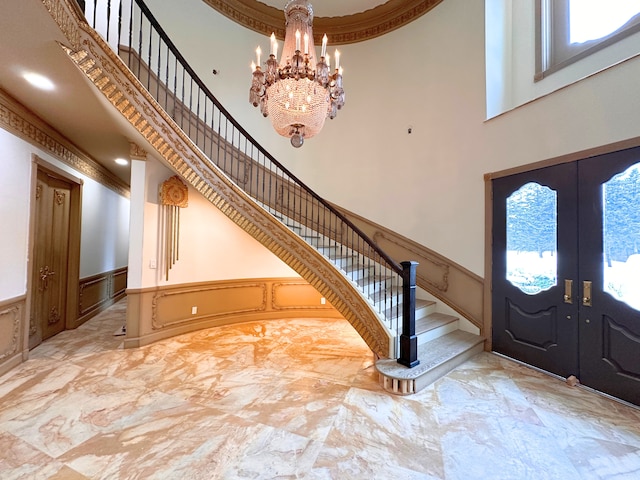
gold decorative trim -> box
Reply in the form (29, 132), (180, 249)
(57, 2), (392, 357)
(0, 89), (130, 198)
(201, 0), (444, 45)
(42, 0), (80, 49)
(160, 175), (189, 208)
(129, 141), (148, 161)
(0, 303), (22, 362)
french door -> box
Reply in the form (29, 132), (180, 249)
(492, 147), (640, 406)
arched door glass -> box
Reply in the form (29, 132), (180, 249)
(603, 162), (640, 311)
(506, 182), (558, 295)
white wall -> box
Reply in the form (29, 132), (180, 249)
(145, 0), (640, 277)
(79, 176), (130, 277)
(0, 129), (32, 300)
(0, 128), (130, 301)
(130, 154), (298, 289)
(486, 0), (640, 118)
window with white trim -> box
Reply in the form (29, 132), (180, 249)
(536, 0), (640, 79)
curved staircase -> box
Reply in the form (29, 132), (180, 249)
(54, 0), (484, 394)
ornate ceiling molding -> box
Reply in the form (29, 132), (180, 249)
(201, 0), (444, 44)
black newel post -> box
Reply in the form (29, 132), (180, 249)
(398, 260), (420, 368)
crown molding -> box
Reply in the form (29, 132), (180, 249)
(201, 0), (444, 44)
(0, 88), (130, 198)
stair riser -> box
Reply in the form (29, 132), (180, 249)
(414, 343), (484, 392)
(345, 266), (379, 281)
(417, 320), (459, 346)
(330, 256), (360, 269)
(383, 302), (437, 322)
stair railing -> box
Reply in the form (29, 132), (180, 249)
(78, 0), (418, 365)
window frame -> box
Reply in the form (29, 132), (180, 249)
(535, 0), (640, 80)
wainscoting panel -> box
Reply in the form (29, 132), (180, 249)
(0, 296), (26, 377)
(125, 277), (341, 348)
(272, 282), (334, 310)
(152, 283), (267, 329)
(77, 267), (127, 326)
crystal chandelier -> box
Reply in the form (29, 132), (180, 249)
(249, 0), (345, 148)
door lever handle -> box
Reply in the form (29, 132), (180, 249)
(564, 279), (573, 304)
(582, 281), (592, 307)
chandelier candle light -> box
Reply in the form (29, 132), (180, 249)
(249, 0), (345, 148)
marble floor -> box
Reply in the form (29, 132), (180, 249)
(1, 300), (640, 479)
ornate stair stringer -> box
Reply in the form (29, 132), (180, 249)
(54, 14), (394, 358)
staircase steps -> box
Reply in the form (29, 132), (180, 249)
(376, 330), (484, 395)
(248, 208), (485, 396)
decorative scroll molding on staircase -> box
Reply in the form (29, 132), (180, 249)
(45, 0), (395, 358)
(334, 205), (485, 334)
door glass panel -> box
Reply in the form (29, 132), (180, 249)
(603, 162), (640, 311)
(506, 182), (558, 295)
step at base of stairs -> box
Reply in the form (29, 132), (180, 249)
(375, 330), (484, 396)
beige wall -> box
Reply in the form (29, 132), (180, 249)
(147, 0), (640, 278)
(127, 153), (299, 291)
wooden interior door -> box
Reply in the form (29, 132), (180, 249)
(29, 169), (72, 349)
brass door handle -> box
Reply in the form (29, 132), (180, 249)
(564, 279), (573, 304)
(39, 266), (56, 291)
(582, 281), (592, 307)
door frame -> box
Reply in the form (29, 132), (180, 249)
(25, 155), (83, 351)
(483, 136), (640, 352)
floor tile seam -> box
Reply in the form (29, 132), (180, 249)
(222, 412), (325, 453)
(3, 428), (71, 462)
(279, 367), (364, 389)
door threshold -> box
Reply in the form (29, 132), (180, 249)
(490, 352), (640, 411)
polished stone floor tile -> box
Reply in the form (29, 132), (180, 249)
(1, 299), (639, 479)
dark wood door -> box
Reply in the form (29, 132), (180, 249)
(492, 162), (579, 378)
(578, 149), (640, 405)
(493, 147), (640, 406)
(29, 170), (72, 349)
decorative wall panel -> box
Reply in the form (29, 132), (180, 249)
(126, 278), (341, 348)
(77, 267), (128, 325)
(0, 297), (25, 377)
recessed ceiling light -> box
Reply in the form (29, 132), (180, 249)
(23, 72), (55, 91)
(115, 158), (129, 166)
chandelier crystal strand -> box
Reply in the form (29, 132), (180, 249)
(248, 0), (345, 148)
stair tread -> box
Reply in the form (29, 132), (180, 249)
(376, 330), (484, 380)
(416, 312), (457, 335)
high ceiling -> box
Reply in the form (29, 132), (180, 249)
(202, 0), (443, 44)
(259, 0), (389, 18)
(0, 0), (443, 191)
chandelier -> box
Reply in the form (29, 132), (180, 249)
(249, 0), (345, 148)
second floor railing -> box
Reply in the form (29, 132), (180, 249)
(77, 0), (419, 365)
